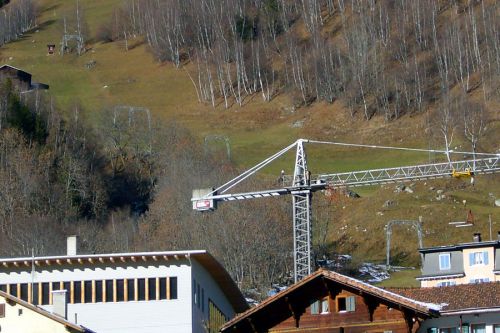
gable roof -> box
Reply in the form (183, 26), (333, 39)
(0, 250), (248, 313)
(221, 269), (440, 332)
(0, 290), (93, 332)
(0, 64), (31, 76)
(390, 282), (500, 314)
(419, 240), (500, 253)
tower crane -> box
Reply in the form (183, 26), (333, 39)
(191, 139), (500, 282)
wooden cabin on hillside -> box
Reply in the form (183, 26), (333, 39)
(0, 64), (49, 92)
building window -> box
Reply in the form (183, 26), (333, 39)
(193, 279), (197, 305)
(311, 300), (320, 314)
(169, 277), (177, 300)
(437, 281), (456, 287)
(94, 281), (103, 302)
(471, 324), (486, 333)
(197, 283), (201, 308)
(63, 282), (71, 304)
(0, 285), (5, 292)
(440, 328), (458, 333)
(337, 296), (355, 312)
(439, 253), (451, 270)
(32, 283), (39, 305)
(137, 279), (146, 301)
(20, 283), (28, 302)
(73, 281), (82, 304)
(105, 280), (113, 302)
(469, 278), (489, 284)
(321, 298), (329, 313)
(9, 284), (17, 297)
(311, 297), (330, 314)
(469, 252), (488, 266)
(126, 279), (135, 301)
(202, 288), (205, 313)
(42, 283), (50, 305)
(493, 325), (500, 333)
(159, 278), (167, 300)
(208, 299), (228, 333)
(0, 303), (4, 318)
(148, 278), (156, 301)
(84, 281), (92, 303)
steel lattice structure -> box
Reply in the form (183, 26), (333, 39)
(192, 139), (500, 282)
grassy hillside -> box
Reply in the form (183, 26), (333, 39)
(1, 0), (499, 285)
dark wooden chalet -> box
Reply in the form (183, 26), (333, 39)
(0, 64), (49, 91)
(221, 269), (440, 333)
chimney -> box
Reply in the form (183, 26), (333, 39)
(473, 233), (481, 242)
(52, 290), (67, 319)
(67, 236), (78, 256)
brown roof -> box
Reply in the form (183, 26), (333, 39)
(0, 290), (92, 332)
(221, 269), (439, 332)
(389, 282), (500, 313)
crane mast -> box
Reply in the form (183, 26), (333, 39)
(192, 139), (500, 282)
(292, 140), (312, 281)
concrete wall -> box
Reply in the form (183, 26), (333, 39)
(0, 295), (73, 333)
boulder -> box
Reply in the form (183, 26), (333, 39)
(383, 200), (396, 208)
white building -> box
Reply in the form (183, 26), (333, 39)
(0, 243), (247, 333)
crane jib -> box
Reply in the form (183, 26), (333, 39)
(191, 137), (499, 282)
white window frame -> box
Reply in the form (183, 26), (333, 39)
(469, 251), (488, 266)
(310, 300), (320, 314)
(437, 281), (456, 287)
(439, 253), (451, 270)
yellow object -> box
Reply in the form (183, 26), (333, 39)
(452, 168), (473, 178)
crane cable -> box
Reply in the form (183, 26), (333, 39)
(307, 140), (499, 157)
(201, 139), (499, 198)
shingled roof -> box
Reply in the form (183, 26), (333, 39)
(390, 282), (500, 314)
(221, 269), (440, 332)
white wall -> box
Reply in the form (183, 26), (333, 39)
(191, 260), (236, 333)
(0, 260), (194, 333)
(0, 295), (71, 333)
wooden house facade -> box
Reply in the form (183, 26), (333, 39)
(221, 269), (439, 333)
(0, 64), (49, 91)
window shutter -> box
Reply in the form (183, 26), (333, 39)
(469, 253), (475, 266)
(483, 251), (489, 265)
(311, 300), (319, 314)
(347, 296), (356, 311)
